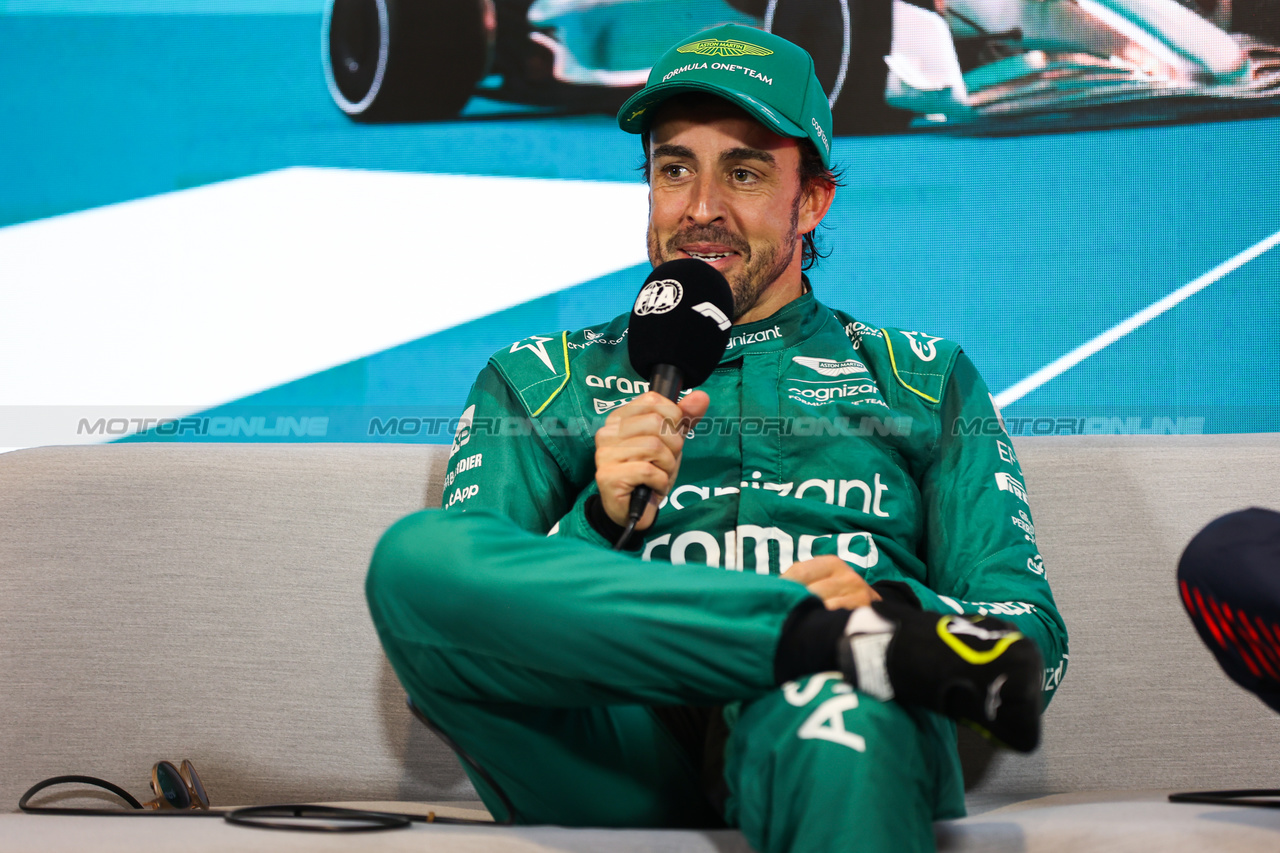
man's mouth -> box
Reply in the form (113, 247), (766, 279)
(678, 243), (742, 264)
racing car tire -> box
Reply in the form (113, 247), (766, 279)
(764, 0), (911, 134)
(323, 0), (493, 122)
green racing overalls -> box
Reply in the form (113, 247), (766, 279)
(366, 288), (1068, 853)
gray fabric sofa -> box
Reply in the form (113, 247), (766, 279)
(3, 435), (1280, 851)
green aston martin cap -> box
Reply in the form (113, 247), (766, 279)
(617, 23), (833, 167)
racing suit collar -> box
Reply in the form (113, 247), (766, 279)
(720, 283), (822, 360)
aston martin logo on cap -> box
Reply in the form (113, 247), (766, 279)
(677, 38), (773, 58)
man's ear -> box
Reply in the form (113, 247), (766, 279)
(798, 179), (836, 236)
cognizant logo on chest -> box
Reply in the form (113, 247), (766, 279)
(787, 382), (887, 407)
(657, 470), (893, 515)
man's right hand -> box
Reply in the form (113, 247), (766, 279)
(781, 556), (882, 610)
(594, 390), (710, 530)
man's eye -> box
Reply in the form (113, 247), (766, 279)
(731, 168), (756, 183)
(660, 164), (688, 179)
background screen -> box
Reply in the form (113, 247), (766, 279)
(2, 0), (1278, 452)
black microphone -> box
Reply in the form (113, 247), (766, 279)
(619, 259), (734, 540)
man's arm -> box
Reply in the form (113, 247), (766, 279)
(442, 362), (710, 552)
(910, 352), (1070, 704)
(440, 363), (584, 534)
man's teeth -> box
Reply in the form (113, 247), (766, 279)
(687, 251), (732, 260)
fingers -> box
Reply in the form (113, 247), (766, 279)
(594, 437), (677, 530)
(781, 556), (882, 610)
(810, 580), (882, 611)
(596, 459), (673, 530)
(606, 392), (702, 450)
(678, 390), (710, 430)
(595, 432), (678, 476)
(594, 391), (708, 530)
(595, 396), (683, 485)
(780, 555), (847, 585)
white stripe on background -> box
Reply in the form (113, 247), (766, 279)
(995, 226), (1280, 408)
(0, 1), (322, 14)
(0, 168), (649, 413)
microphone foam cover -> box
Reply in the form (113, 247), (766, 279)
(627, 259), (734, 389)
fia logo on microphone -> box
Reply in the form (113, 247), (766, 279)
(634, 279), (683, 315)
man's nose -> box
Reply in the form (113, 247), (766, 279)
(686, 175), (726, 225)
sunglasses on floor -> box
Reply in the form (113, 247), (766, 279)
(142, 759), (209, 810)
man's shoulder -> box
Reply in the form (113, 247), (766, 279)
(818, 306), (962, 406)
(485, 313), (632, 417)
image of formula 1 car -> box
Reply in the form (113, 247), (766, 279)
(322, 0), (1280, 133)
(882, 0), (1280, 129)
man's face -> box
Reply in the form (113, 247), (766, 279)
(646, 97), (829, 322)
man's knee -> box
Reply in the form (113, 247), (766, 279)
(729, 674), (940, 853)
(729, 672), (936, 812)
(367, 509), (529, 638)
(751, 672), (926, 767)
(368, 510), (437, 601)
(366, 509), (485, 619)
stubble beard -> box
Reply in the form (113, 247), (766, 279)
(647, 194), (802, 322)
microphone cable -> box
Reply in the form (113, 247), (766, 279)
(613, 515), (641, 551)
(19, 698), (517, 832)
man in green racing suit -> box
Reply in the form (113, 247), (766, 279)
(366, 23), (1067, 853)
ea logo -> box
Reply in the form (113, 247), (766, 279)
(634, 279), (683, 315)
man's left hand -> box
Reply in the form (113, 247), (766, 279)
(781, 556), (882, 610)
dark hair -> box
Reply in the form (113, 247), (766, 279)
(795, 139), (843, 270)
(639, 134), (843, 271)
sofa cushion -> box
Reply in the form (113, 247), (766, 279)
(0, 443), (459, 812)
(963, 433), (1280, 806)
(4, 435), (1280, 819)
